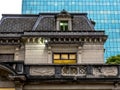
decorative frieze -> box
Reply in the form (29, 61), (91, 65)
(1, 63), (120, 82)
(62, 66), (87, 76)
(23, 37), (46, 44)
(0, 39), (21, 45)
(93, 66), (118, 77)
(48, 37), (105, 44)
(30, 66), (55, 76)
(61, 65), (118, 77)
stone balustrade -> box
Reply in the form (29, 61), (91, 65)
(1, 62), (120, 81)
(28, 65), (119, 78)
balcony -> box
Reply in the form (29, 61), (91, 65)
(0, 62), (120, 82)
(27, 64), (120, 81)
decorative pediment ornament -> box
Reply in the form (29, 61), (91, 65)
(57, 9), (71, 18)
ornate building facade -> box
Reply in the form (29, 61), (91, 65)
(0, 11), (120, 90)
(22, 0), (120, 61)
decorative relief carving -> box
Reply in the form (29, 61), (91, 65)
(62, 66), (78, 75)
(79, 66), (87, 76)
(62, 67), (69, 75)
(30, 66), (55, 76)
(62, 66), (87, 76)
(62, 66), (118, 77)
(93, 66), (118, 77)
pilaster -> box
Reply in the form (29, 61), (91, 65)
(14, 47), (20, 61)
(48, 46), (52, 64)
(77, 46), (82, 64)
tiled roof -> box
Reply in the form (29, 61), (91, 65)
(0, 16), (37, 32)
(0, 12), (95, 33)
(72, 16), (94, 31)
(35, 16), (56, 31)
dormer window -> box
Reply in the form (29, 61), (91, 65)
(56, 10), (72, 31)
(60, 21), (68, 31)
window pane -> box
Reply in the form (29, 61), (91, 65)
(69, 54), (76, 59)
(60, 21), (68, 31)
(54, 54), (60, 59)
(65, 25), (68, 30)
(61, 54), (68, 59)
(60, 21), (68, 25)
(60, 26), (64, 31)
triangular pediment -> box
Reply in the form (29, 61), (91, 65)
(57, 9), (71, 18)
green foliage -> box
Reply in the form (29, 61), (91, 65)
(106, 55), (120, 64)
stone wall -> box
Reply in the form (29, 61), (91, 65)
(0, 43), (105, 64)
(51, 44), (78, 53)
(25, 44), (48, 64)
(24, 43), (105, 64)
(82, 44), (104, 63)
(0, 46), (24, 62)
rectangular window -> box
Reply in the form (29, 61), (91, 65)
(0, 54), (14, 62)
(61, 54), (68, 59)
(53, 54), (60, 59)
(60, 21), (68, 31)
(53, 53), (76, 64)
(69, 54), (76, 59)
